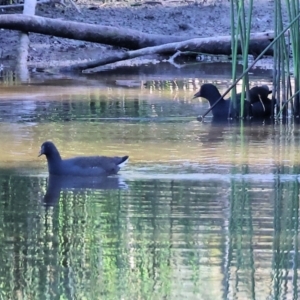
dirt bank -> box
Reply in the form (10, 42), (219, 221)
(0, 0), (279, 69)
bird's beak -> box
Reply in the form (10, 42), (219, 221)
(38, 147), (44, 157)
(193, 91), (201, 99)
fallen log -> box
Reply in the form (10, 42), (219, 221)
(0, 14), (274, 55)
(61, 35), (272, 72)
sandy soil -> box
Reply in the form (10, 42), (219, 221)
(0, 0), (278, 69)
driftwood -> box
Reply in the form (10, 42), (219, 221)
(61, 34), (273, 72)
(0, 14), (274, 55)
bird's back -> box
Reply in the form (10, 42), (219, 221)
(60, 155), (129, 176)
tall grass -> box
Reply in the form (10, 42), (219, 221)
(273, 0), (292, 118)
(272, 1), (300, 118)
(230, 0), (253, 119)
(229, 0), (300, 119)
(285, 0), (300, 117)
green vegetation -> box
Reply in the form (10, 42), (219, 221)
(230, 0), (300, 119)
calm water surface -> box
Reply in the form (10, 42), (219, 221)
(0, 69), (299, 300)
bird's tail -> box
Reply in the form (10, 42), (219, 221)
(118, 156), (129, 168)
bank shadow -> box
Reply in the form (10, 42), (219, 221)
(43, 174), (127, 207)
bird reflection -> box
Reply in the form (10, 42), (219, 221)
(198, 117), (241, 143)
(42, 174), (128, 207)
(198, 117), (275, 144)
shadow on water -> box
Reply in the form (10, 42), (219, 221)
(0, 62), (274, 124)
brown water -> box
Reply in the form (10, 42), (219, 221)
(0, 67), (299, 300)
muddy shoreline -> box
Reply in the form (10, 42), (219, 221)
(0, 0), (279, 69)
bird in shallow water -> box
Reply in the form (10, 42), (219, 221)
(248, 85), (272, 104)
(39, 141), (129, 176)
(193, 83), (275, 119)
(248, 85), (276, 118)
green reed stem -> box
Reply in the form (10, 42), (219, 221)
(277, 90), (300, 116)
(286, 0), (300, 116)
(230, 0), (239, 117)
(274, 0), (289, 118)
(239, 0), (253, 118)
(229, 0), (253, 119)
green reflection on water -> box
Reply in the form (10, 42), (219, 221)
(0, 173), (299, 299)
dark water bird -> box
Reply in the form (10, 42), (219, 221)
(248, 85), (272, 104)
(193, 83), (250, 119)
(39, 141), (129, 176)
(249, 85), (276, 118)
(43, 174), (127, 206)
(194, 83), (275, 119)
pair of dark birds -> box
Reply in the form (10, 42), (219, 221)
(193, 83), (276, 119)
(39, 83), (274, 176)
